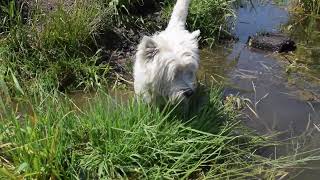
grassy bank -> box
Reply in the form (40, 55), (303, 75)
(0, 0), (234, 94)
(0, 86), (319, 179)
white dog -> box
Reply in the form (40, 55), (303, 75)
(134, 0), (200, 104)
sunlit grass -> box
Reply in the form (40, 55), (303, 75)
(0, 83), (320, 179)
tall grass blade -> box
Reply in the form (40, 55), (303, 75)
(9, 68), (24, 95)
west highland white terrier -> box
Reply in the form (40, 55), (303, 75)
(134, 0), (200, 104)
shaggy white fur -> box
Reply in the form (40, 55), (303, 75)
(134, 0), (200, 104)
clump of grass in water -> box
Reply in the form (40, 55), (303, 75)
(1, 84), (320, 179)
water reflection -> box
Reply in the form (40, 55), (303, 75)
(200, 2), (320, 177)
(200, 0), (320, 138)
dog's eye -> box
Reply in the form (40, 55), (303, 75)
(182, 52), (192, 58)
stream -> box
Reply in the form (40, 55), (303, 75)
(202, 0), (320, 135)
(200, 0), (320, 178)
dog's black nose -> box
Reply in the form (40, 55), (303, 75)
(183, 89), (194, 98)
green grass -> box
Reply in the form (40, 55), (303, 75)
(297, 0), (320, 14)
(0, 0), (112, 94)
(281, 0), (320, 79)
(0, 85), (320, 179)
(1, 1), (320, 179)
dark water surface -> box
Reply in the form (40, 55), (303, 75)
(200, 0), (320, 178)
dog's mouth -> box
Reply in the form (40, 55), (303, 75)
(169, 89), (194, 103)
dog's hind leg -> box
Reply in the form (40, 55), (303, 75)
(166, 0), (191, 30)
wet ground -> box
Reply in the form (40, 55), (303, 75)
(200, 0), (320, 178)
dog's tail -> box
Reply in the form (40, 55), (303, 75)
(167, 0), (191, 30)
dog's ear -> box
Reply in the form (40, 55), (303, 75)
(138, 36), (158, 61)
(191, 30), (200, 39)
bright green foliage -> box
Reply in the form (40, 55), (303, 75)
(0, 87), (318, 179)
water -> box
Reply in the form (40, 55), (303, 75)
(200, 0), (320, 178)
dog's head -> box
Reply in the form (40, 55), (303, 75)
(135, 29), (200, 103)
